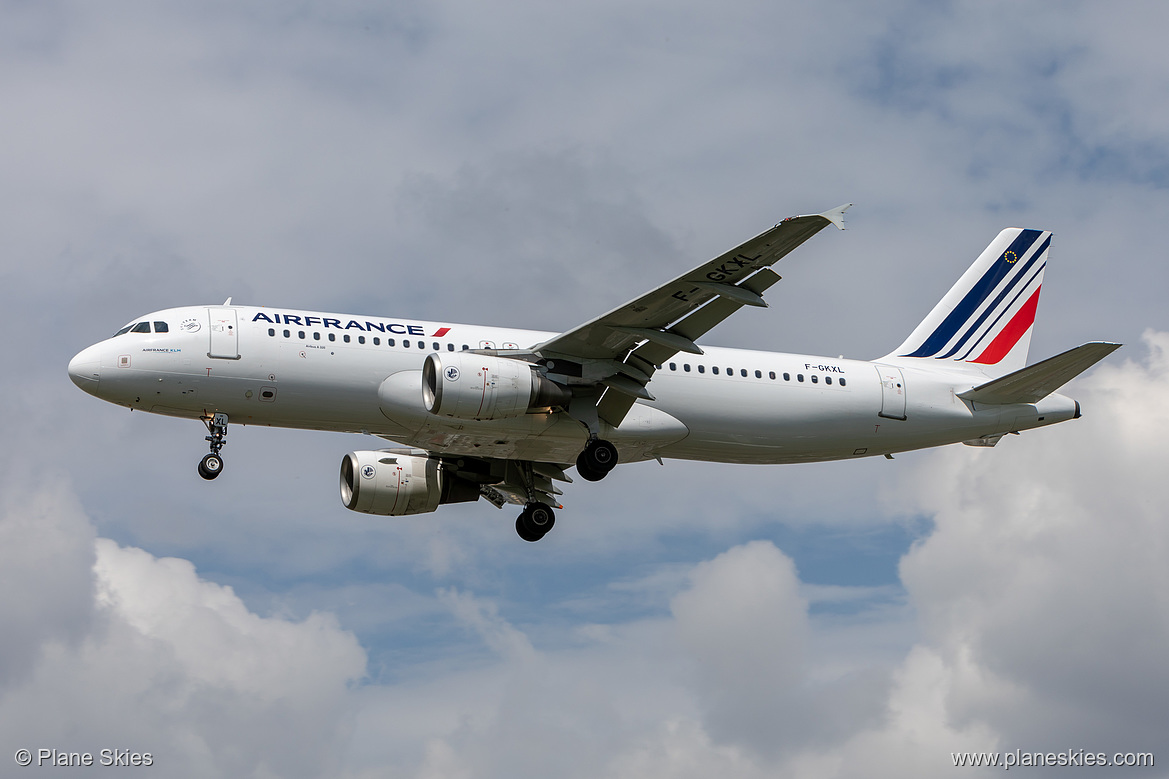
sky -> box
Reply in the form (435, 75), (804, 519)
(2, 0), (1168, 776)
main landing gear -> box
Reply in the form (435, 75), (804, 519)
(513, 438), (618, 542)
(198, 412), (229, 480)
(575, 438), (618, 482)
(516, 502), (556, 543)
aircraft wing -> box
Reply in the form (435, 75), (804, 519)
(532, 204), (851, 426)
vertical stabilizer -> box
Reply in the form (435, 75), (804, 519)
(884, 228), (1051, 378)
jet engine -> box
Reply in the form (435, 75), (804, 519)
(422, 353), (571, 421)
(340, 450), (480, 516)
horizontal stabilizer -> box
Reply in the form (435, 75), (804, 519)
(958, 342), (1122, 405)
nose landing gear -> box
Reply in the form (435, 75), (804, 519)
(198, 413), (229, 480)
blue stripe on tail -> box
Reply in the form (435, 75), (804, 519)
(936, 235), (1050, 359)
(903, 229), (1043, 358)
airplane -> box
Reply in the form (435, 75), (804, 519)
(68, 204), (1120, 541)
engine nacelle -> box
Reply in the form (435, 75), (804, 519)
(422, 352), (570, 421)
(340, 451), (479, 516)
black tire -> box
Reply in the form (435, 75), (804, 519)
(516, 515), (542, 542)
(198, 453), (223, 480)
(516, 502), (555, 542)
(577, 439), (618, 480)
(575, 453), (605, 482)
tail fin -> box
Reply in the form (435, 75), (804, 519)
(884, 227), (1051, 377)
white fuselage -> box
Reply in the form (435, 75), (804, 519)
(68, 304), (1079, 466)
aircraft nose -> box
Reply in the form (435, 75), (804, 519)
(68, 344), (102, 392)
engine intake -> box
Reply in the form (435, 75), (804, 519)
(422, 353), (570, 421)
(340, 451), (479, 516)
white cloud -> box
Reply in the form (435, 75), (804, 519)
(670, 541), (809, 744)
(0, 483), (96, 690)
(888, 331), (1169, 753)
(0, 486), (366, 779)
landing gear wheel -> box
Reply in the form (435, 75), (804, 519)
(198, 453), (223, 480)
(199, 413), (229, 481)
(516, 502), (556, 542)
(576, 439), (618, 481)
(576, 459), (604, 482)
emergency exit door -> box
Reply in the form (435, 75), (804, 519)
(208, 307), (240, 359)
(875, 364), (907, 420)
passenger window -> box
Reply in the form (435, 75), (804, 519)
(153, 322), (169, 333)
(373, 337), (380, 345)
(343, 334), (351, 343)
(283, 329), (290, 338)
(132, 322), (151, 334)
(299, 330), (306, 339)
(268, 328), (275, 337)
(698, 365), (705, 374)
(741, 369), (748, 377)
(769, 371), (776, 380)
(358, 335), (366, 344)
(314, 332), (321, 341)
(403, 340), (410, 348)
(784, 372), (791, 381)
(797, 374), (804, 382)
(329, 333), (336, 342)
(826, 376), (832, 385)
(712, 366), (719, 375)
(669, 363), (677, 371)
(462, 345), (469, 350)
(811, 375), (818, 383)
(840, 378), (847, 387)
(433, 342), (439, 350)
(755, 370), (762, 378)
(388, 338), (395, 346)
(448, 344), (454, 351)
(684, 364), (691, 372)
(726, 368), (732, 376)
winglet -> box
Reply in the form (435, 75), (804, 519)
(819, 203), (852, 230)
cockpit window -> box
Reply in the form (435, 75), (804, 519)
(114, 325), (134, 336)
(131, 322), (151, 333)
(153, 321), (169, 333)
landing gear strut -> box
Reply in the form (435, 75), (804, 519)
(576, 438), (618, 482)
(198, 413), (229, 480)
(516, 502), (556, 542)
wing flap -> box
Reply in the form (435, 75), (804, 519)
(958, 342), (1121, 404)
(595, 268), (785, 427)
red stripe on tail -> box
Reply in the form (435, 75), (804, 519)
(970, 287), (1041, 365)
